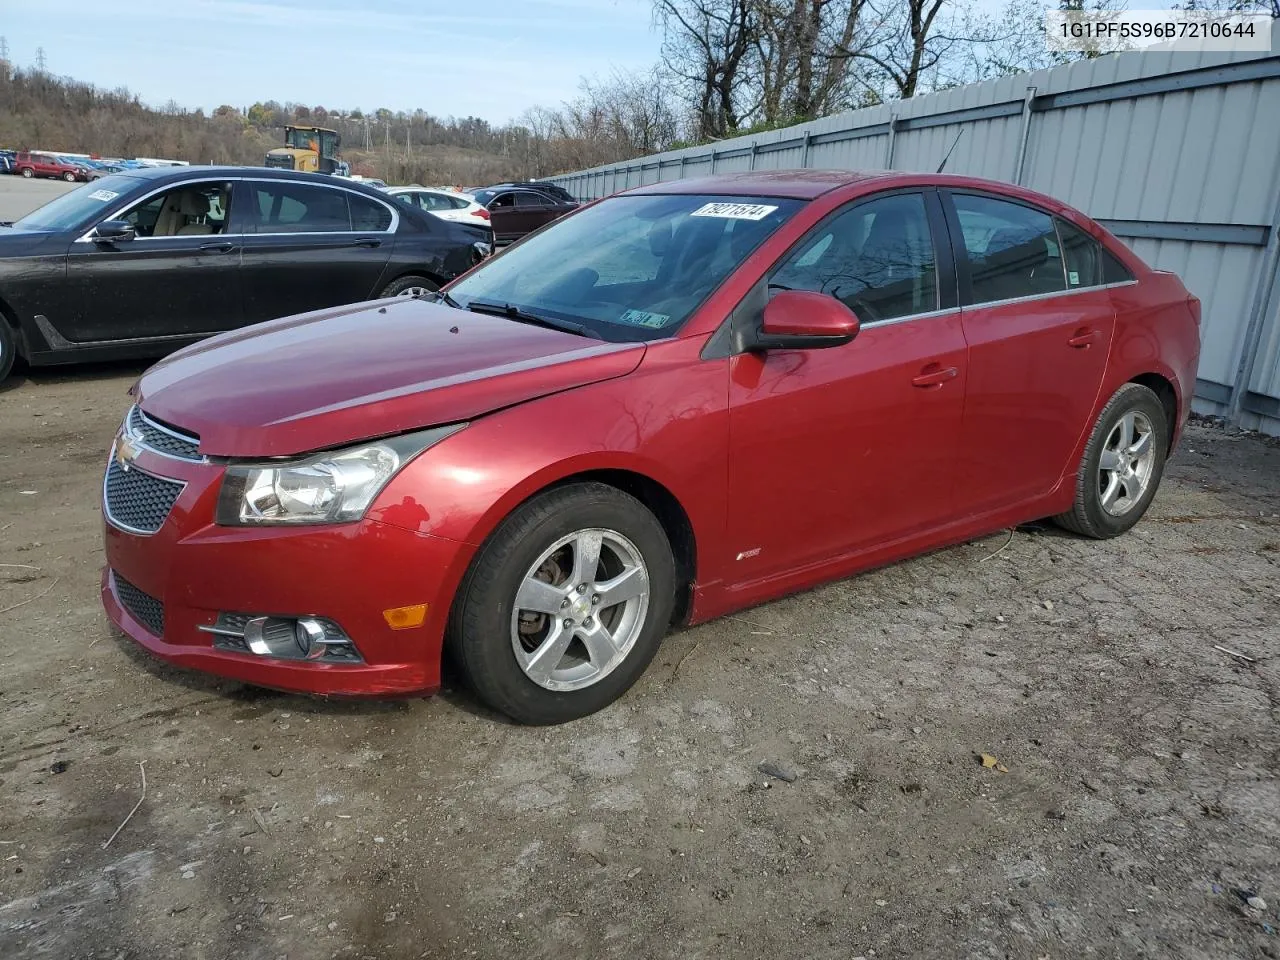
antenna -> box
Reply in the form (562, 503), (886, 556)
(936, 129), (964, 174)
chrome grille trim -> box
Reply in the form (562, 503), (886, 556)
(126, 405), (204, 462)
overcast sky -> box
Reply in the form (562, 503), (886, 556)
(0, 0), (662, 123)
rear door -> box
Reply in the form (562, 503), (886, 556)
(234, 179), (396, 323)
(944, 191), (1115, 515)
(63, 179), (243, 341)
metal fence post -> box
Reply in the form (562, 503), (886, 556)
(679, 155), (686, 179)
(884, 113), (898, 169)
(1013, 86), (1038, 185)
(710, 149), (718, 174)
(800, 130), (811, 168)
(1228, 173), (1280, 423)
(749, 142), (758, 170)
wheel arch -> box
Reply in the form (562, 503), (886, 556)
(0, 292), (30, 359)
(1127, 371), (1179, 453)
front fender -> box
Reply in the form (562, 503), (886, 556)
(366, 336), (730, 583)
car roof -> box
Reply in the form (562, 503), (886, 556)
(94, 164), (397, 198)
(621, 169), (1085, 210)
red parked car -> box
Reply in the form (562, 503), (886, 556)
(14, 151), (89, 182)
(101, 170), (1200, 724)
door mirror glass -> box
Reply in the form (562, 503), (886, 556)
(756, 290), (860, 350)
(93, 219), (135, 242)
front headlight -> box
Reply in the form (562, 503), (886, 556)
(215, 424), (464, 526)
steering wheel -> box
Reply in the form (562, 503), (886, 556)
(823, 276), (884, 325)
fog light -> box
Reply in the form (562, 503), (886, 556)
(200, 613), (363, 663)
(295, 618), (328, 660)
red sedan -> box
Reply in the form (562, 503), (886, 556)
(101, 171), (1200, 724)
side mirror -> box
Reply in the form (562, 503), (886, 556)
(93, 220), (135, 243)
(753, 289), (860, 350)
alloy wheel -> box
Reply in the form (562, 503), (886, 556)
(510, 528), (650, 691)
(1098, 410), (1156, 516)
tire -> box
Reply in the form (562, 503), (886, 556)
(62, 171), (76, 182)
(449, 482), (677, 725)
(20, 167), (33, 179)
(378, 275), (438, 299)
(1054, 383), (1169, 539)
(0, 321), (15, 384)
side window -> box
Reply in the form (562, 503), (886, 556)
(1056, 218), (1101, 288)
(770, 192), (938, 322)
(952, 193), (1065, 304)
(490, 192), (516, 208)
(245, 183), (351, 233)
(514, 192), (545, 207)
(349, 193), (393, 231)
(119, 183), (231, 237)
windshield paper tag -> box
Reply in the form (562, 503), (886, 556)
(690, 202), (778, 221)
(619, 308), (669, 328)
(87, 189), (118, 202)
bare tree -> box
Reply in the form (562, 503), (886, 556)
(655, 0), (758, 139)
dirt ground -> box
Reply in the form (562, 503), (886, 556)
(0, 363), (1276, 960)
(1, 176), (1279, 959)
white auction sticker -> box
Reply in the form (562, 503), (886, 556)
(87, 189), (119, 202)
(690, 202), (779, 221)
(619, 308), (670, 328)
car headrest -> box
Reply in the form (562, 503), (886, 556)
(648, 220), (672, 257)
(179, 192), (209, 217)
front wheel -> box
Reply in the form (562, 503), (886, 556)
(378, 275), (438, 299)
(62, 171), (77, 182)
(449, 483), (677, 724)
(0, 320), (16, 384)
(1054, 382), (1169, 538)
(20, 168), (33, 179)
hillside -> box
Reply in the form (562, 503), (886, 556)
(0, 64), (529, 186)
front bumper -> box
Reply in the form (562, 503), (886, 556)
(100, 444), (475, 697)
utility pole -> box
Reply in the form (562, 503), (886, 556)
(34, 46), (46, 72)
(0, 37), (9, 62)
(384, 121), (390, 167)
(405, 125), (411, 163)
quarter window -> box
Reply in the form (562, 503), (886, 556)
(770, 192), (938, 323)
(953, 194), (1066, 304)
(1056, 218), (1101, 288)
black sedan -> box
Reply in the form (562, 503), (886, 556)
(0, 166), (494, 382)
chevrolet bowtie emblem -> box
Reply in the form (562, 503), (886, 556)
(115, 433), (141, 471)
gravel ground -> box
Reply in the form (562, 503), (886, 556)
(0, 364), (1278, 960)
(1, 178), (1279, 960)
(0, 176), (76, 222)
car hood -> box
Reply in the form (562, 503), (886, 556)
(136, 299), (646, 458)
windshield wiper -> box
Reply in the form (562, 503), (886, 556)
(421, 289), (461, 308)
(464, 299), (590, 337)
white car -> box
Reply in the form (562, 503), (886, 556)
(385, 186), (491, 230)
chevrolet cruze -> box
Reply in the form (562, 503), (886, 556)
(101, 170), (1200, 724)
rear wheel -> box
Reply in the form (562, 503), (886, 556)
(378, 275), (438, 299)
(1054, 382), (1168, 538)
(449, 482), (676, 724)
(20, 167), (33, 179)
(62, 171), (76, 182)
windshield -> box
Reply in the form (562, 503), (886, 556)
(11, 174), (142, 231)
(286, 129), (321, 151)
(447, 194), (803, 341)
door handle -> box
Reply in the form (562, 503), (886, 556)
(353, 238), (382, 248)
(199, 241), (235, 253)
(912, 364), (959, 389)
(1067, 328), (1100, 349)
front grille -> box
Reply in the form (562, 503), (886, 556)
(103, 459), (184, 534)
(127, 406), (202, 461)
(113, 572), (165, 636)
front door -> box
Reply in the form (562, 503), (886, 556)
(64, 179), (242, 342)
(944, 191), (1115, 515)
(233, 179), (395, 324)
(726, 191), (968, 581)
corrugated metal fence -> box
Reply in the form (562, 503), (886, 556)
(550, 29), (1280, 436)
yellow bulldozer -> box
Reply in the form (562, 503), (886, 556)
(264, 125), (344, 175)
